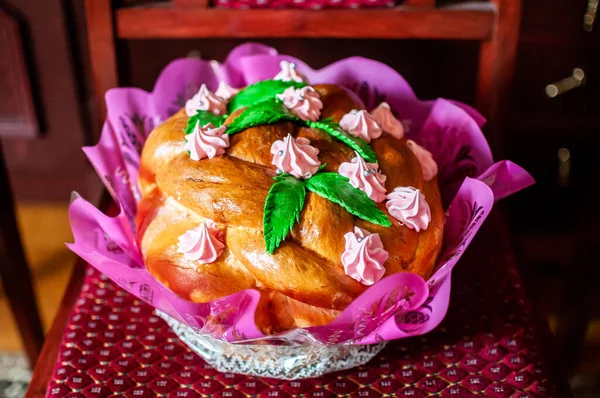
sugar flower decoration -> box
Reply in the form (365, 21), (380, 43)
(273, 60), (305, 83)
(215, 81), (239, 101)
(277, 86), (323, 122)
(184, 122), (229, 160)
(185, 84), (227, 117)
(271, 134), (321, 179)
(341, 226), (388, 286)
(370, 102), (404, 139)
(177, 220), (225, 264)
(406, 140), (438, 181)
(339, 109), (383, 142)
(338, 152), (387, 203)
(386, 186), (431, 232)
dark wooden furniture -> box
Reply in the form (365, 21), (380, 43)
(1, 0), (97, 202)
(0, 5), (40, 138)
(0, 0), (100, 369)
(0, 139), (44, 367)
(85, 0), (521, 129)
(0, 2), (45, 368)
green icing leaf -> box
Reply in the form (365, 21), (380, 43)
(263, 174), (307, 254)
(306, 119), (378, 163)
(185, 111), (226, 134)
(305, 172), (391, 227)
(226, 100), (300, 135)
(228, 79), (307, 113)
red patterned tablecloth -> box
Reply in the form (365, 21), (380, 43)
(46, 212), (558, 397)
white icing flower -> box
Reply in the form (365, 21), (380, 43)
(185, 84), (227, 117)
(273, 60), (305, 83)
(277, 86), (323, 121)
(386, 186), (431, 232)
(215, 81), (239, 100)
(370, 102), (404, 139)
(177, 220), (225, 264)
(184, 122), (229, 160)
(341, 226), (388, 286)
(338, 153), (387, 203)
(339, 110), (382, 142)
(406, 140), (438, 182)
(271, 134), (321, 179)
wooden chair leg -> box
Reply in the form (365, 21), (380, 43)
(0, 140), (44, 367)
(84, 0), (119, 130)
(476, 0), (522, 158)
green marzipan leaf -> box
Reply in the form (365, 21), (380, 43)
(226, 100), (300, 135)
(306, 120), (378, 163)
(184, 111), (226, 134)
(228, 80), (307, 113)
(305, 172), (391, 227)
(263, 175), (307, 254)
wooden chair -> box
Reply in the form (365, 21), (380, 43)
(85, 0), (521, 130)
(26, 0), (523, 393)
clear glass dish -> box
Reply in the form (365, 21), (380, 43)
(156, 310), (387, 380)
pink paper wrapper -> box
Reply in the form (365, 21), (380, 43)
(67, 43), (534, 346)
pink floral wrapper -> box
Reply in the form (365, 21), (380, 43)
(67, 43), (534, 346)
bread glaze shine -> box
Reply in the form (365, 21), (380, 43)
(136, 84), (444, 334)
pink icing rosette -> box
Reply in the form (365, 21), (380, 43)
(338, 153), (387, 203)
(215, 80), (239, 100)
(339, 109), (383, 142)
(273, 60), (305, 82)
(407, 139), (438, 181)
(386, 186), (431, 232)
(184, 122), (229, 160)
(185, 84), (227, 116)
(370, 102), (404, 139)
(271, 134), (321, 179)
(67, 44), (535, 348)
(177, 220), (225, 264)
(277, 86), (323, 121)
(341, 227), (389, 286)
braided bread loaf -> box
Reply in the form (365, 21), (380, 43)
(137, 84), (444, 334)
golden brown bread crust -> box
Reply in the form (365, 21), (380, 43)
(137, 84), (444, 334)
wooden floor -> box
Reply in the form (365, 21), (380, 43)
(0, 203), (74, 352)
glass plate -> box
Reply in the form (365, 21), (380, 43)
(156, 310), (387, 379)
